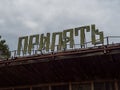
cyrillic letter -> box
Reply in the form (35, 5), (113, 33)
(91, 24), (104, 45)
(63, 29), (74, 49)
(51, 32), (63, 51)
(39, 33), (50, 51)
(28, 34), (39, 55)
(17, 36), (28, 55)
(75, 26), (90, 47)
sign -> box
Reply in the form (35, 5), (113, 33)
(17, 24), (104, 55)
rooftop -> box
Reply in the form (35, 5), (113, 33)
(0, 43), (120, 87)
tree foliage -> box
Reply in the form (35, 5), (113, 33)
(0, 36), (10, 59)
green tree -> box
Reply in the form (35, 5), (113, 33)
(0, 36), (10, 59)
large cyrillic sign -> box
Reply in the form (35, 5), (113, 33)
(17, 24), (104, 55)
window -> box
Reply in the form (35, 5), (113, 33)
(117, 81), (120, 90)
(0, 89), (12, 90)
(32, 86), (49, 90)
(51, 85), (69, 90)
(14, 88), (30, 90)
(72, 83), (91, 90)
(94, 82), (114, 90)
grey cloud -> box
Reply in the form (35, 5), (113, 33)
(0, 0), (120, 50)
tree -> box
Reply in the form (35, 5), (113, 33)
(0, 36), (10, 59)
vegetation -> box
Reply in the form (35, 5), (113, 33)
(0, 36), (10, 59)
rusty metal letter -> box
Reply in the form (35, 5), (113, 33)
(75, 26), (90, 47)
(63, 29), (74, 49)
(51, 32), (63, 51)
(91, 24), (104, 45)
(17, 36), (28, 56)
(39, 33), (50, 51)
(28, 34), (39, 55)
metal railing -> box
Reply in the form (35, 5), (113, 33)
(4, 36), (120, 59)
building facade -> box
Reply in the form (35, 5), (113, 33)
(0, 44), (120, 90)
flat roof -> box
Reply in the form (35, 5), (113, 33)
(0, 44), (120, 87)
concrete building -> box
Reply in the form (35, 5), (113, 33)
(0, 44), (120, 90)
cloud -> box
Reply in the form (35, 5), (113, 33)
(22, 20), (38, 29)
(0, 0), (120, 51)
(0, 19), (5, 24)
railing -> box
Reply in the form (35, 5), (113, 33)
(4, 36), (120, 59)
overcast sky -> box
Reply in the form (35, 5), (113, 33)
(0, 0), (120, 51)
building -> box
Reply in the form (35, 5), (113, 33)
(0, 43), (120, 90)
